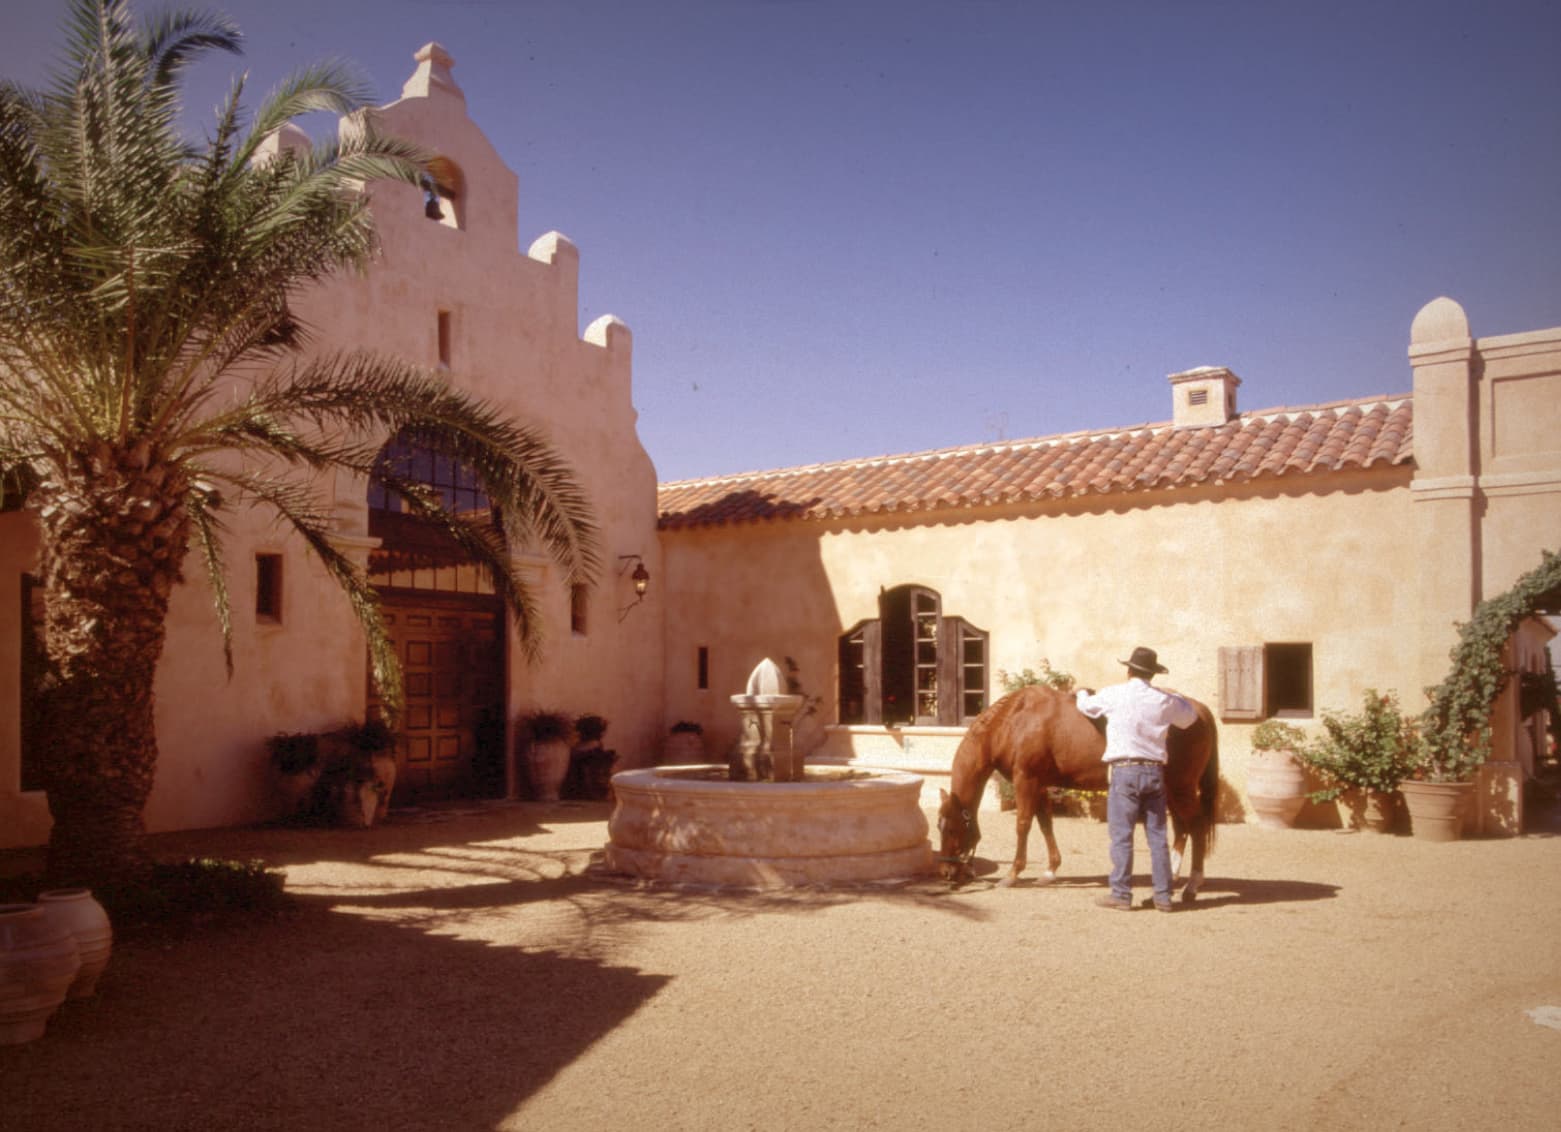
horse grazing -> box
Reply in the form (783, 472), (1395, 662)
(936, 684), (1219, 900)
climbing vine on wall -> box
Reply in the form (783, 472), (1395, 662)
(1419, 549), (1561, 781)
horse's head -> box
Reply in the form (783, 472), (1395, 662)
(936, 788), (980, 883)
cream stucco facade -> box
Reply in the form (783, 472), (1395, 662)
(0, 45), (664, 849)
(1, 45), (1558, 851)
(659, 303), (1561, 831)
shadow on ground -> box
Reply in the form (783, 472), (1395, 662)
(956, 856), (1340, 907)
(3, 897), (668, 1131)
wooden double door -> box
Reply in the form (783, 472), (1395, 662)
(375, 593), (507, 803)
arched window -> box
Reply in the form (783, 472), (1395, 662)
(367, 430), (495, 594)
(838, 584), (988, 726)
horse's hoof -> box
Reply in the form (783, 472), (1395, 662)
(997, 875), (1016, 889)
(1036, 870), (1057, 886)
(1180, 888), (1197, 904)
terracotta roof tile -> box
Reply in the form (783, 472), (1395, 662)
(658, 394), (1414, 530)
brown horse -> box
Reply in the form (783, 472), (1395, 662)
(936, 684), (1219, 900)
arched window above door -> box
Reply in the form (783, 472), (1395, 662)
(367, 430), (496, 595)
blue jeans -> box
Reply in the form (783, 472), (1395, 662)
(1106, 762), (1172, 905)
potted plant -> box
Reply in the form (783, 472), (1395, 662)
(520, 710), (573, 801)
(567, 714), (616, 800)
(1246, 719), (1309, 829)
(1296, 690), (1417, 833)
(663, 720), (706, 765)
(265, 731), (322, 821)
(1404, 556), (1561, 839)
(319, 718), (400, 827)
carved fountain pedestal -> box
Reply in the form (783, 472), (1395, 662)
(603, 659), (934, 888)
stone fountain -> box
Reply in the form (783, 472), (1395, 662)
(602, 659), (934, 888)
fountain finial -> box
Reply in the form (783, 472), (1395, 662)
(746, 658), (786, 697)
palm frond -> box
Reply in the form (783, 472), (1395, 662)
(138, 6), (242, 88)
(185, 481), (233, 676)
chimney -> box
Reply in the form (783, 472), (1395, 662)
(1168, 366), (1241, 428)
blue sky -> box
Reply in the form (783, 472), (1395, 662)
(4, 0), (1558, 482)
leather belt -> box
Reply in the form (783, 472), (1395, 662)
(1111, 758), (1163, 767)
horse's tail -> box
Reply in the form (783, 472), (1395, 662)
(1199, 719), (1220, 857)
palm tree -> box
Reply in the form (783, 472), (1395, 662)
(0, 0), (600, 886)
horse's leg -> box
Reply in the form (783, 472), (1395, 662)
(1035, 788), (1061, 883)
(1181, 819), (1206, 903)
(1000, 788), (1033, 888)
(1170, 827), (1187, 879)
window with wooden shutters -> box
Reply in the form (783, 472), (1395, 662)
(1218, 646), (1263, 720)
(837, 587), (986, 726)
(1219, 643), (1313, 720)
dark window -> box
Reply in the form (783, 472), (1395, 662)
(437, 310), (452, 368)
(255, 553), (283, 622)
(570, 583), (588, 636)
(1218, 643), (1313, 720)
(839, 585), (987, 726)
(1265, 642), (1313, 716)
(697, 646), (709, 691)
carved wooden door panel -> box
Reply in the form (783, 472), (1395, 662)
(376, 596), (505, 802)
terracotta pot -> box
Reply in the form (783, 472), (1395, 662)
(1400, 779), (1472, 842)
(1361, 790), (1398, 834)
(335, 779), (380, 827)
(0, 904), (80, 1045)
(36, 889), (111, 998)
(370, 753), (397, 823)
(1246, 749), (1307, 829)
(528, 738), (571, 801)
(662, 731), (706, 766)
(275, 766), (322, 820)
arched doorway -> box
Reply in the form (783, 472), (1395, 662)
(367, 432), (507, 801)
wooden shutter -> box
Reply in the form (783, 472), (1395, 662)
(862, 620), (883, 725)
(937, 617), (961, 725)
(1219, 645), (1264, 721)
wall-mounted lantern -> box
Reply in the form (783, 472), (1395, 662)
(618, 554), (650, 621)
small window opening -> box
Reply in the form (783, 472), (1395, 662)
(571, 583), (589, 636)
(1266, 642), (1313, 716)
(437, 310), (452, 369)
(697, 646), (709, 691)
(256, 553), (283, 622)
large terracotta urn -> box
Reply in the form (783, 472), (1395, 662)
(662, 728), (706, 766)
(528, 740), (571, 801)
(1399, 780), (1472, 841)
(0, 904), (81, 1045)
(1246, 749), (1307, 829)
(36, 889), (112, 998)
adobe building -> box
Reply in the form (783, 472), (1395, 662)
(1, 45), (1558, 849)
(657, 300), (1561, 832)
(1, 45), (664, 848)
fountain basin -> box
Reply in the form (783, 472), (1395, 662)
(603, 766), (934, 888)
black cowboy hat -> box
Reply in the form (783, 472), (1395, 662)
(1120, 646), (1168, 675)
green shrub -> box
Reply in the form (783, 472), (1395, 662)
(1298, 690), (1418, 802)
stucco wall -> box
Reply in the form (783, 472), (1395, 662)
(0, 45), (662, 848)
(660, 469), (1418, 815)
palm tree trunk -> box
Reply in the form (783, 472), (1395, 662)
(33, 450), (190, 887)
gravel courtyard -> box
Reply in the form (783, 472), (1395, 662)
(4, 796), (1561, 1131)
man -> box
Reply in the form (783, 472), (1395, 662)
(1074, 646), (1198, 913)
